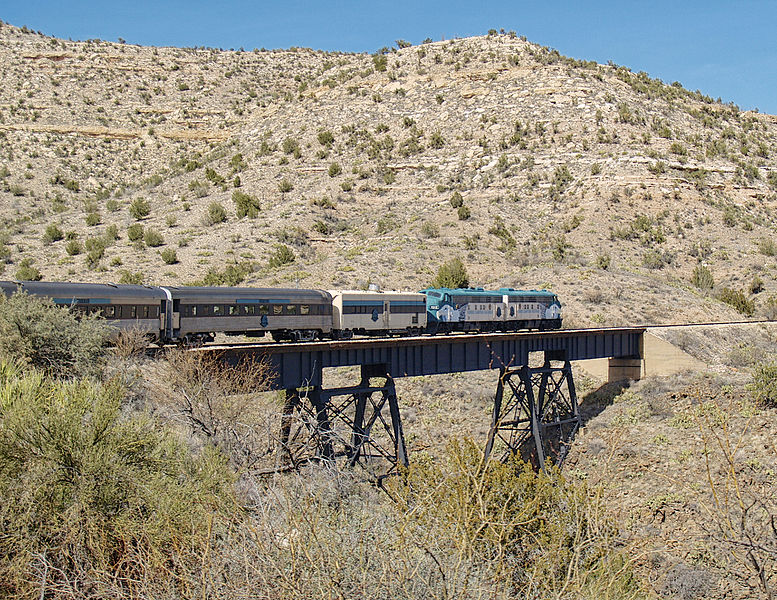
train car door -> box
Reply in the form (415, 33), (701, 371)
(384, 301), (390, 330)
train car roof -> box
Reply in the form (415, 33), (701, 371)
(11, 281), (167, 300)
(329, 290), (425, 298)
(161, 286), (332, 302)
(420, 287), (558, 297)
(0, 281), (21, 297)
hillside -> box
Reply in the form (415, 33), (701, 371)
(1, 22), (777, 326)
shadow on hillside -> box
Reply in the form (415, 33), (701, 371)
(578, 380), (631, 427)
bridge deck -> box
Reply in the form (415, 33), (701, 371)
(204, 327), (644, 390)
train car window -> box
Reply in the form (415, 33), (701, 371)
(259, 305), (269, 315)
(510, 306), (515, 317)
(300, 305), (310, 315)
(130, 306), (137, 318)
(286, 305), (297, 315)
(142, 306), (149, 319)
(213, 305), (222, 315)
(105, 306), (115, 318)
(229, 305), (239, 316)
(192, 305), (198, 317)
(273, 305), (283, 316)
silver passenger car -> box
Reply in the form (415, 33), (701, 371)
(161, 286), (333, 343)
(1, 280), (167, 339)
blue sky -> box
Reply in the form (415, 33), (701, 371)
(3, 0), (776, 114)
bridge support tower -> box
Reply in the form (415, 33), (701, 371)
(484, 355), (579, 470)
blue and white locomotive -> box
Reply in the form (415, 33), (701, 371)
(421, 287), (562, 333)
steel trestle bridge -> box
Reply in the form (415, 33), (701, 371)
(203, 327), (644, 477)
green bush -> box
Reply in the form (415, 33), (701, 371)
(718, 287), (755, 316)
(144, 229), (164, 247)
(317, 130), (335, 146)
(205, 202), (227, 225)
(747, 362), (777, 407)
(198, 261), (254, 286)
(328, 162), (342, 177)
(449, 191), (463, 208)
(457, 205), (471, 220)
(268, 244), (295, 268)
(85, 212), (101, 226)
(278, 178), (293, 193)
(0, 364), (236, 596)
(127, 223), (144, 241)
(431, 258), (469, 288)
(391, 440), (639, 598)
(232, 190), (260, 218)
(118, 270), (144, 285)
(160, 248), (178, 264)
(42, 224), (64, 244)
(65, 239), (83, 256)
(0, 292), (108, 378)
(691, 264), (714, 290)
(129, 197), (151, 220)
(14, 259), (42, 282)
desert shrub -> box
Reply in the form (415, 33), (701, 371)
(642, 249), (671, 269)
(85, 212), (101, 226)
(268, 244), (295, 268)
(127, 223), (144, 241)
(42, 224), (64, 244)
(104, 224), (119, 242)
(205, 202), (227, 225)
(160, 247), (178, 264)
(65, 239), (83, 255)
(317, 130), (335, 146)
(118, 270), (144, 285)
(429, 130), (445, 149)
(718, 287), (755, 316)
(0, 364), (236, 597)
(198, 261), (254, 286)
(340, 179), (354, 192)
(390, 440), (640, 598)
(232, 190), (260, 218)
(0, 292), (108, 378)
(420, 221), (439, 238)
(596, 253), (611, 270)
(748, 362), (777, 407)
(143, 228), (164, 247)
(278, 178), (293, 193)
(757, 237), (777, 256)
(749, 276), (764, 294)
(431, 258), (469, 288)
(128, 197), (150, 220)
(449, 191), (464, 208)
(691, 264), (714, 290)
(457, 205), (471, 220)
(14, 258), (42, 281)
(328, 162), (342, 177)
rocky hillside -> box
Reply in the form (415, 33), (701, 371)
(1, 21), (777, 326)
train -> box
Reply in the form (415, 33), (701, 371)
(0, 280), (562, 344)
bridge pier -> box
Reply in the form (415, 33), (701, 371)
(484, 357), (579, 471)
(278, 363), (408, 480)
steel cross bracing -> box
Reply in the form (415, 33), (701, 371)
(205, 328), (643, 477)
(278, 364), (408, 481)
(484, 361), (579, 471)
